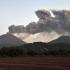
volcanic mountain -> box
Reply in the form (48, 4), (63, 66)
(1, 9), (70, 46)
(49, 36), (70, 44)
(0, 33), (25, 47)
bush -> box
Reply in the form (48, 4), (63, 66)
(26, 50), (38, 56)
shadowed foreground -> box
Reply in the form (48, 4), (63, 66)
(0, 57), (70, 70)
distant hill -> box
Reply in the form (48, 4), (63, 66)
(49, 36), (70, 44)
(0, 35), (70, 56)
(0, 33), (25, 47)
(19, 35), (70, 52)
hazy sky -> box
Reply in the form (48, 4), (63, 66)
(0, 0), (70, 35)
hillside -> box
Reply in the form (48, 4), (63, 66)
(49, 36), (70, 44)
(0, 33), (25, 47)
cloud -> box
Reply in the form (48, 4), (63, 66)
(8, 9), (70, 35)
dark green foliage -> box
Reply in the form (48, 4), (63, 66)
(0, 47), (25, 57)
(26, 50), (38, 56)
(0, 42), (70, 57)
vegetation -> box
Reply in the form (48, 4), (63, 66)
(0, 42), (70, 57)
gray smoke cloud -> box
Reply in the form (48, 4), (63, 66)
(9, 25), (26, 33)
(8, 9), (70, 35)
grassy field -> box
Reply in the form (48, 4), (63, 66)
(0, 56), (70, 70)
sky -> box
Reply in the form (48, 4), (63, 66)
(0, 0), (70, 35)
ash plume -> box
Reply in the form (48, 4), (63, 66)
(8, 9), (70, 36)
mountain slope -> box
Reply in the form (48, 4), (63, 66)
(49, 35), (70, 44)
(0, 33), (25, 47)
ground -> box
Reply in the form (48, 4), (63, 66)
(0, 56), (70, 70)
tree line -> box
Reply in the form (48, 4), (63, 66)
(0, 42), (70, 57)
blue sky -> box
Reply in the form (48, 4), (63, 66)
(0, 0), (70, 35)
